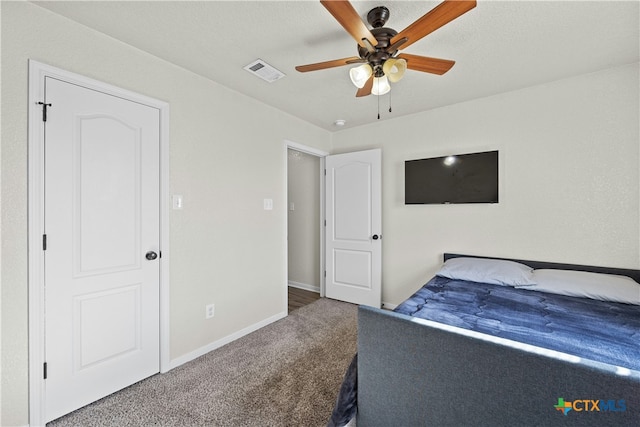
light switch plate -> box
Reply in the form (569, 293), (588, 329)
(264, 198), (273, 210)
(172, 195), (183, 210)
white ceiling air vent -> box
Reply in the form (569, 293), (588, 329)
(243, 59), (286, 83)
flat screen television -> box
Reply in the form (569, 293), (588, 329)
(405, 150), (498, 204)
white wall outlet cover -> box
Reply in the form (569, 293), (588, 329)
(205, 304), (215, 319)
(263, 198), (273, 210)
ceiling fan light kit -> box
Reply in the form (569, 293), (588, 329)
(349, 63), (373, 88)
(296, 0), (477, 102)
(382, 58), (407, 83)
(371, 75), (391, 96)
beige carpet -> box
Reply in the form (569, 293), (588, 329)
(48, 298), (357, 427)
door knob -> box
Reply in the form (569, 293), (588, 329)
(372, 235), (379, 240)
(145, 251), (158, 261)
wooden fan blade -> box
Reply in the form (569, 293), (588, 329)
(356, 76), (373, 97)
(320, 0), (378, 49)
(295, 56), (363, 72)
(397, 53), (455, 75)
(391, 0), (476, 50)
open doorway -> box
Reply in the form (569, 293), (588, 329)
(284, 141), (328, 313)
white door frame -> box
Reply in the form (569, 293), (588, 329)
(27, 60), (171, 426)
(283, 140), (329, 304)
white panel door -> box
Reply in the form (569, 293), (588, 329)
(44, 77), (160, 422)
(325, 149), (381, 307)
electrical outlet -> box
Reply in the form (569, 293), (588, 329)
(205, 304), (215, 319)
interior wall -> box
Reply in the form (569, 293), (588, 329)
(287, 149), (321, 291)
(331, 63), (640, 306)
(0, 2), (331, 425)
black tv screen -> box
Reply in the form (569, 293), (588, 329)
(405, 150), (498, 204)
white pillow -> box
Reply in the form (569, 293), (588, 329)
(436, 257), (535, 287)
(529, 269), (640, 305)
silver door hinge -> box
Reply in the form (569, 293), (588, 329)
(42, 234), (47, 251)
(43, 362), (48, 379)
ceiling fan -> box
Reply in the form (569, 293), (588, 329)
(296, 0), (476, 97)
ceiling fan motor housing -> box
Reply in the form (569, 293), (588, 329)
(359, 7), (399, 73)
(358, 27), (398, 70)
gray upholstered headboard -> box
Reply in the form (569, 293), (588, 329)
(443, 253), (640, 284)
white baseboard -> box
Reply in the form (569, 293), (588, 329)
(168, 310), (287, 370)
(382, 302), (398, 310)
(288, 280), (320, 294)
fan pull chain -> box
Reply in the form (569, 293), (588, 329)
(376, 92), (392, 120)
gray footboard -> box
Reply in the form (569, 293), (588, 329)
(357, 306), (640, 426)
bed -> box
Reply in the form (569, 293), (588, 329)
(329, 253), (640, 427)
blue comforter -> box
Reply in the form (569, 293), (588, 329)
(395, 276), (640, 371)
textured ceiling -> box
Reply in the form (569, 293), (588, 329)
(32, 0), (640, 132)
